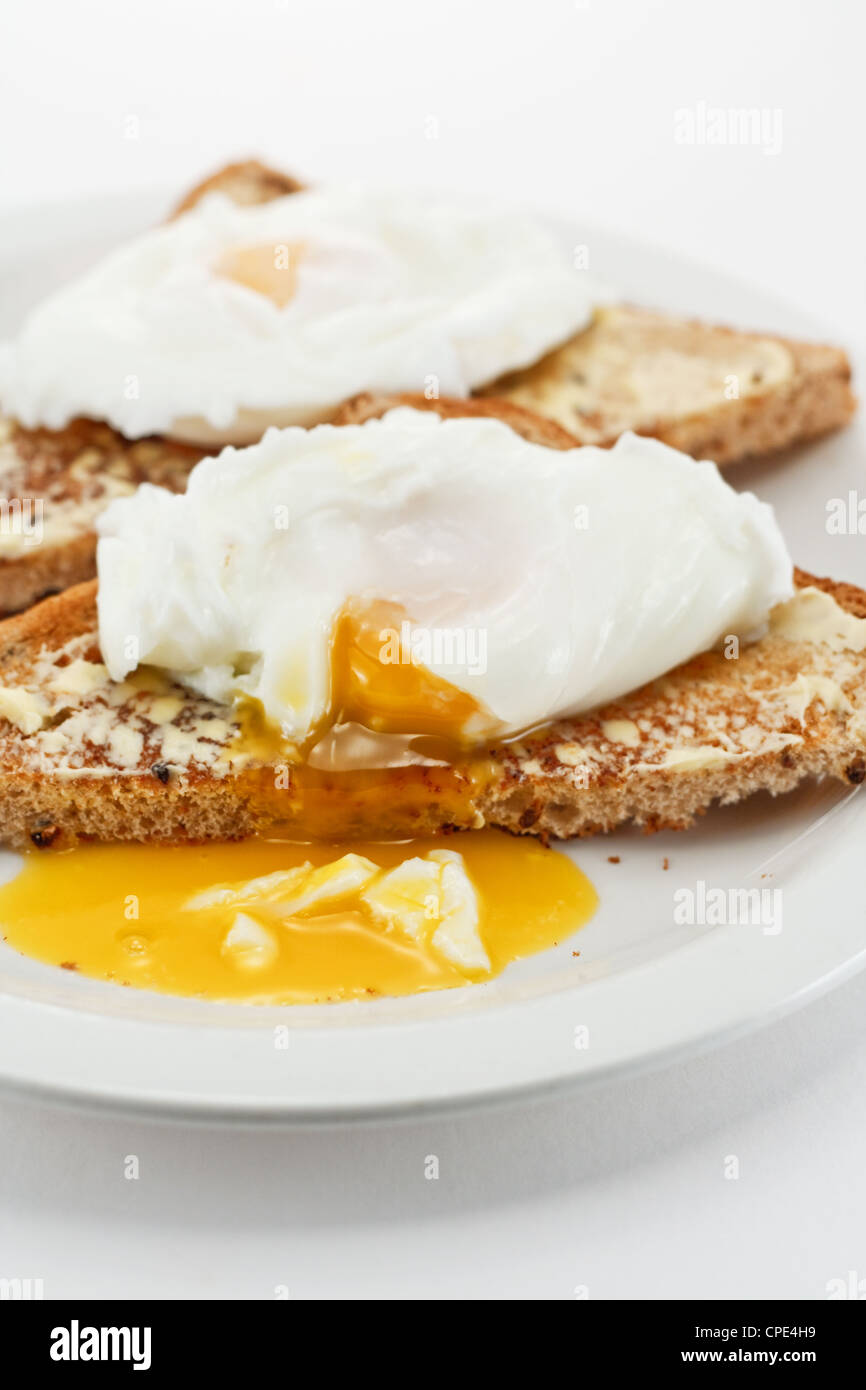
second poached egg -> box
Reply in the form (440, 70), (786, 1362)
(0, 186), (596, 445)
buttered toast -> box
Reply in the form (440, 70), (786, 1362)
(0, 570), (863, 851)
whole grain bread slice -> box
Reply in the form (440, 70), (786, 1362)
(0, 569), (863, 851)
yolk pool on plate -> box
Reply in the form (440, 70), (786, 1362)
(0, 832), (597, 1005)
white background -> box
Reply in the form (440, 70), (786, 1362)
(1, 0), (865, 1300)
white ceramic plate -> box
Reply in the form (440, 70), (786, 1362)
(0, 191), (863, 1124)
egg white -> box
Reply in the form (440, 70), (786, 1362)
(0, 186), (596, 445)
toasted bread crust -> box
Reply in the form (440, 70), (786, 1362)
(169, 158), (304, 216)
(333, 392), (580, 448)
(0, 532), (96, 617)
(0, 569), (864, 849)
(0, 577), (97, 666)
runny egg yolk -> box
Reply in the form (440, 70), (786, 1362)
(233, 599), (495, 766)
(0, 833), (597, 1005)
(214, 240), (305, 308)
(327, 599), (491, 743)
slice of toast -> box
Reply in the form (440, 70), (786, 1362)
(0, 160), (301, 618)
(0, 570), (863, 851)
(337, 305), (856, 465)
(482, 304), (856, 466)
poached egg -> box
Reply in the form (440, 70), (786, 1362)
(96, 409), (794, 754)
(0, 186), (595, 445)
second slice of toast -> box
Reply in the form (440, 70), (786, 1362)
(483, 304), (856, 466)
